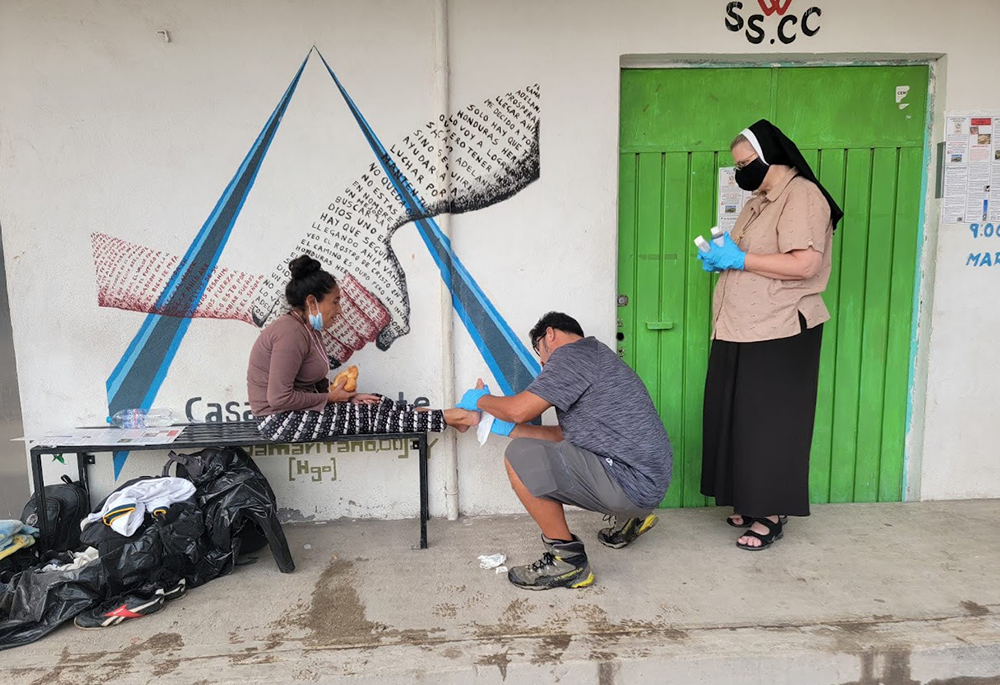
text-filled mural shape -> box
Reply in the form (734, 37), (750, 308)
(91, 47), (541, 476)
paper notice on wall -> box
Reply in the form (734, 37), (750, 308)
(941, 115), (1000, 223)
(718, 167), (753, 233)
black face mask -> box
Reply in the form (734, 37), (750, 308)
(735, 158), (769, 191)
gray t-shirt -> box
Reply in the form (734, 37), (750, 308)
(526, 337), (673, 508)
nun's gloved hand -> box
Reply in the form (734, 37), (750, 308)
(702, 233), (746, 271)
(697, 251), (723, 273)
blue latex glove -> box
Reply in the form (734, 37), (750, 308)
(702, 233), (746, 271)
(697, 251), (722, 273)
(490, 417), (516, 437)
(457, 385), (491, 411)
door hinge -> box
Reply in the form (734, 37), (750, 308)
(617, 295), (629, 307)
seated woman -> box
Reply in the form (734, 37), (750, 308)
(247, 255), (480, 441)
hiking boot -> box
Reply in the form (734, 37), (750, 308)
(161, 578), (187, 602)
(74, 588), (165, 630)
(507, 535), (594, 591)
(598, 514), (658, 549)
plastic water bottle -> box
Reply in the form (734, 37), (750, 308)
(107, 408), (175, 428)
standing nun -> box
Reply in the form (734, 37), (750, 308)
(697, 119), (844, 550)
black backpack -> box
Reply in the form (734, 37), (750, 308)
(20, 476), (89, 553)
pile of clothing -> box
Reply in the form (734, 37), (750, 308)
(0, 446), (294, 649)
(0, 521), (38, 563)
(0, 521), (40, 599)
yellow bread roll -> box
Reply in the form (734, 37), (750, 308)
(333, 365), (360, 392)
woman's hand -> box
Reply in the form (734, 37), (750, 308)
(327, 378), (357, 404)
(351, 394), (382, 405)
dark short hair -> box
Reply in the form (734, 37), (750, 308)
(529, 312), (584, 352)
(285, 254), (337, 308)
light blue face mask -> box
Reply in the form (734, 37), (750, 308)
(308, 304), (323, 331)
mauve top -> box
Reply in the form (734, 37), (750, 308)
(247, 313), (330, 416)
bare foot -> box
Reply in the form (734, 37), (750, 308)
(443, 408), (481, 433)
(737, 515), (781, 548)
(727, 513), (752, 527)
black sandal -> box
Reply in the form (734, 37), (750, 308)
(726, 514), (787, 528)
(736, 518), (784, 551)
(726, 514), (756, 528)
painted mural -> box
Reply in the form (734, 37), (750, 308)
(89, 48), (541, 475)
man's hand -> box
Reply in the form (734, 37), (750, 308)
(457, 385), (491, 411)
(490, 417), (516, 436)
(456, 377), (552, 425)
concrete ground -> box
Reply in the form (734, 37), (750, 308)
(4, 500), (1000, 685)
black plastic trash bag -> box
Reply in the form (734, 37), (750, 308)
(0, 548), (43, 587)
(0, 447), (292, 650)
(163, 447), (294, 578)
(0, 497), (205, 651)
(82, 493), (208, 594)
(0, 548), (105, 649)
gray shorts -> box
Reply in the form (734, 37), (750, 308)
(505, 438), (651, 518)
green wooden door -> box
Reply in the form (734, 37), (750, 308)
(617, 65), (928, 508)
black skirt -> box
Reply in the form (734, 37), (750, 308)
(700, 319), (823, 518)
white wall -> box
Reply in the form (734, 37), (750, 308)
(918, 219), (1000, 499)
(0, 0), (452, 519)
(446, 0), (1000, 508)
(2, 0), (999, 518)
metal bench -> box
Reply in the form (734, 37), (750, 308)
(28, 422), (432, 549)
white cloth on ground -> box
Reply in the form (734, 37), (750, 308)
(40, 546), (99, 573)
(80, 477), (196, 537)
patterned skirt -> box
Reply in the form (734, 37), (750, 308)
(255, 397), (445, 442)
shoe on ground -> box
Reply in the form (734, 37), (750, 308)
(161, 578), (187, 602)
(74, 588), (166, 630)
(507, 535), (594, 591)
(598, 514), (658, 549)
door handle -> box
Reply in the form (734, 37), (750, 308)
(645, 321), (674, 331)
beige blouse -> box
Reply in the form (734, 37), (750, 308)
(712, 169), (834, 343)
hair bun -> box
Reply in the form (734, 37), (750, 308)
(288, 255), (321, 280)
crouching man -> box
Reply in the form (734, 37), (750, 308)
(459, 312), (673, 590)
